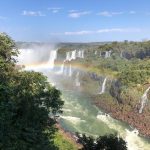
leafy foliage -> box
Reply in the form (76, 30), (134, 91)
(54, 131), (78, 150)
(76, 133), (127, 150)
(0, 33), (64, 150)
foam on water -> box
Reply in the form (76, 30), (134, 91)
(60, 116), (86, 125)
(62, 108), (72, 112)
(96, 111), (150, 150)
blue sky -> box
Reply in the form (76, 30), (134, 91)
(0, 0), (150, 42)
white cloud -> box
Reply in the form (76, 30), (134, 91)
(22, 10), (45, 16)
(97, 28), (141, 33)
(48, 7), (62, 13)
(65, 30), (94, 35)
(50, 28), (141, 36)
(97, 11), (123, 17)
(68, 11), (91, 18)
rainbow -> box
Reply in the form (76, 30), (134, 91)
(21, 60), (88, 72)
(19, 60), (116, 79)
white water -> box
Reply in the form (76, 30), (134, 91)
(77, 50), (84, 58)
(47, 50), (57, 69)
(17, 49), (35, 65)
(81, 50), (84, 58)
(71, 50), (76, 60)
(139, 86), (150, 113)
(75, 72), (80, 87)
(66, 51), (71, 61)
(66, 50), (76, 61)
(105, 51), (111, 58)
(96, 112), (149, 150)
(60, 62), (65, 74)
(60, 116), (86, 125)
(77, 50), (82, 58)
(69, 64), (72, 77)
(17, 48), (150, 150)
(99, 77), (107, 94)
(100, 51), (102, 57)
(63, 64), (69, 76)
(56, 62), (65, 75)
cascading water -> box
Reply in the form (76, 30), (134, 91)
(100, 51), (102, 57)
(95, 51), (97, 55)
(17, 49), (34, 65)
(99, 77), (107, 94)
(69, 64), (72, 77)
(61, 62), (65, 74)
(66, 52), (71, 61)
(56, 61), (65, 74)
(75, 72), (80, 87)
(105, 50), (111, 58)
(71, 50), (76, 60)
(65, 50), (76, 61)
(63, 65), (67, 76)
(139, 86), (150, 113)
(77, 50), (81, 58)
(77, 50), (84, 58)
(47, 50), (57, 69)
(81, 50), (84, 58)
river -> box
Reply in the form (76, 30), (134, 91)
(17, 48), (150, 150)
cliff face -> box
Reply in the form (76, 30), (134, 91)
(56, 42), (150, 137)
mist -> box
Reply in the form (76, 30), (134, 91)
(16, 43), (58, 66)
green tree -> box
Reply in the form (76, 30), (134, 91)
(76, 133), (127, 150)
(0, 33), (64, 150)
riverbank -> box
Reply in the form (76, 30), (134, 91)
(55, 123), (82, 150)
(93, 96), (150, 138)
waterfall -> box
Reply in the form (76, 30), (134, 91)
(69, 64), (72, 77)
(47, 50), (57, 69)
(81, 50), (84, 58)
(78, 50), (82, 58)
(99, 77), (107, 94)
(66, 50), (76, 62)
(139, 86), (150, 113)
(100, 52), (101, 57)
(56, 61), (64, 74)
(60, 62), (64, 74)
(95, 51), (97, 55)
(105, 50), (111, 58)
(77, 50), (82, 58)
(75, 72), (80, 87)
(66, 52), (71, 61)
(63, 65), (68, 76)
(71, 50), (76, 60)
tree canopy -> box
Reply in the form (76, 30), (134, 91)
(0, 33), (64, 150)
(76, 133), (127, 150)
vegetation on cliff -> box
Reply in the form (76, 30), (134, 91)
(57, 41), (150, 137)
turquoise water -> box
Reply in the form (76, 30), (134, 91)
(48, 74), (150, 150)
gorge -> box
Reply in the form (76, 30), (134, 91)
(17, 41), (150, 150)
